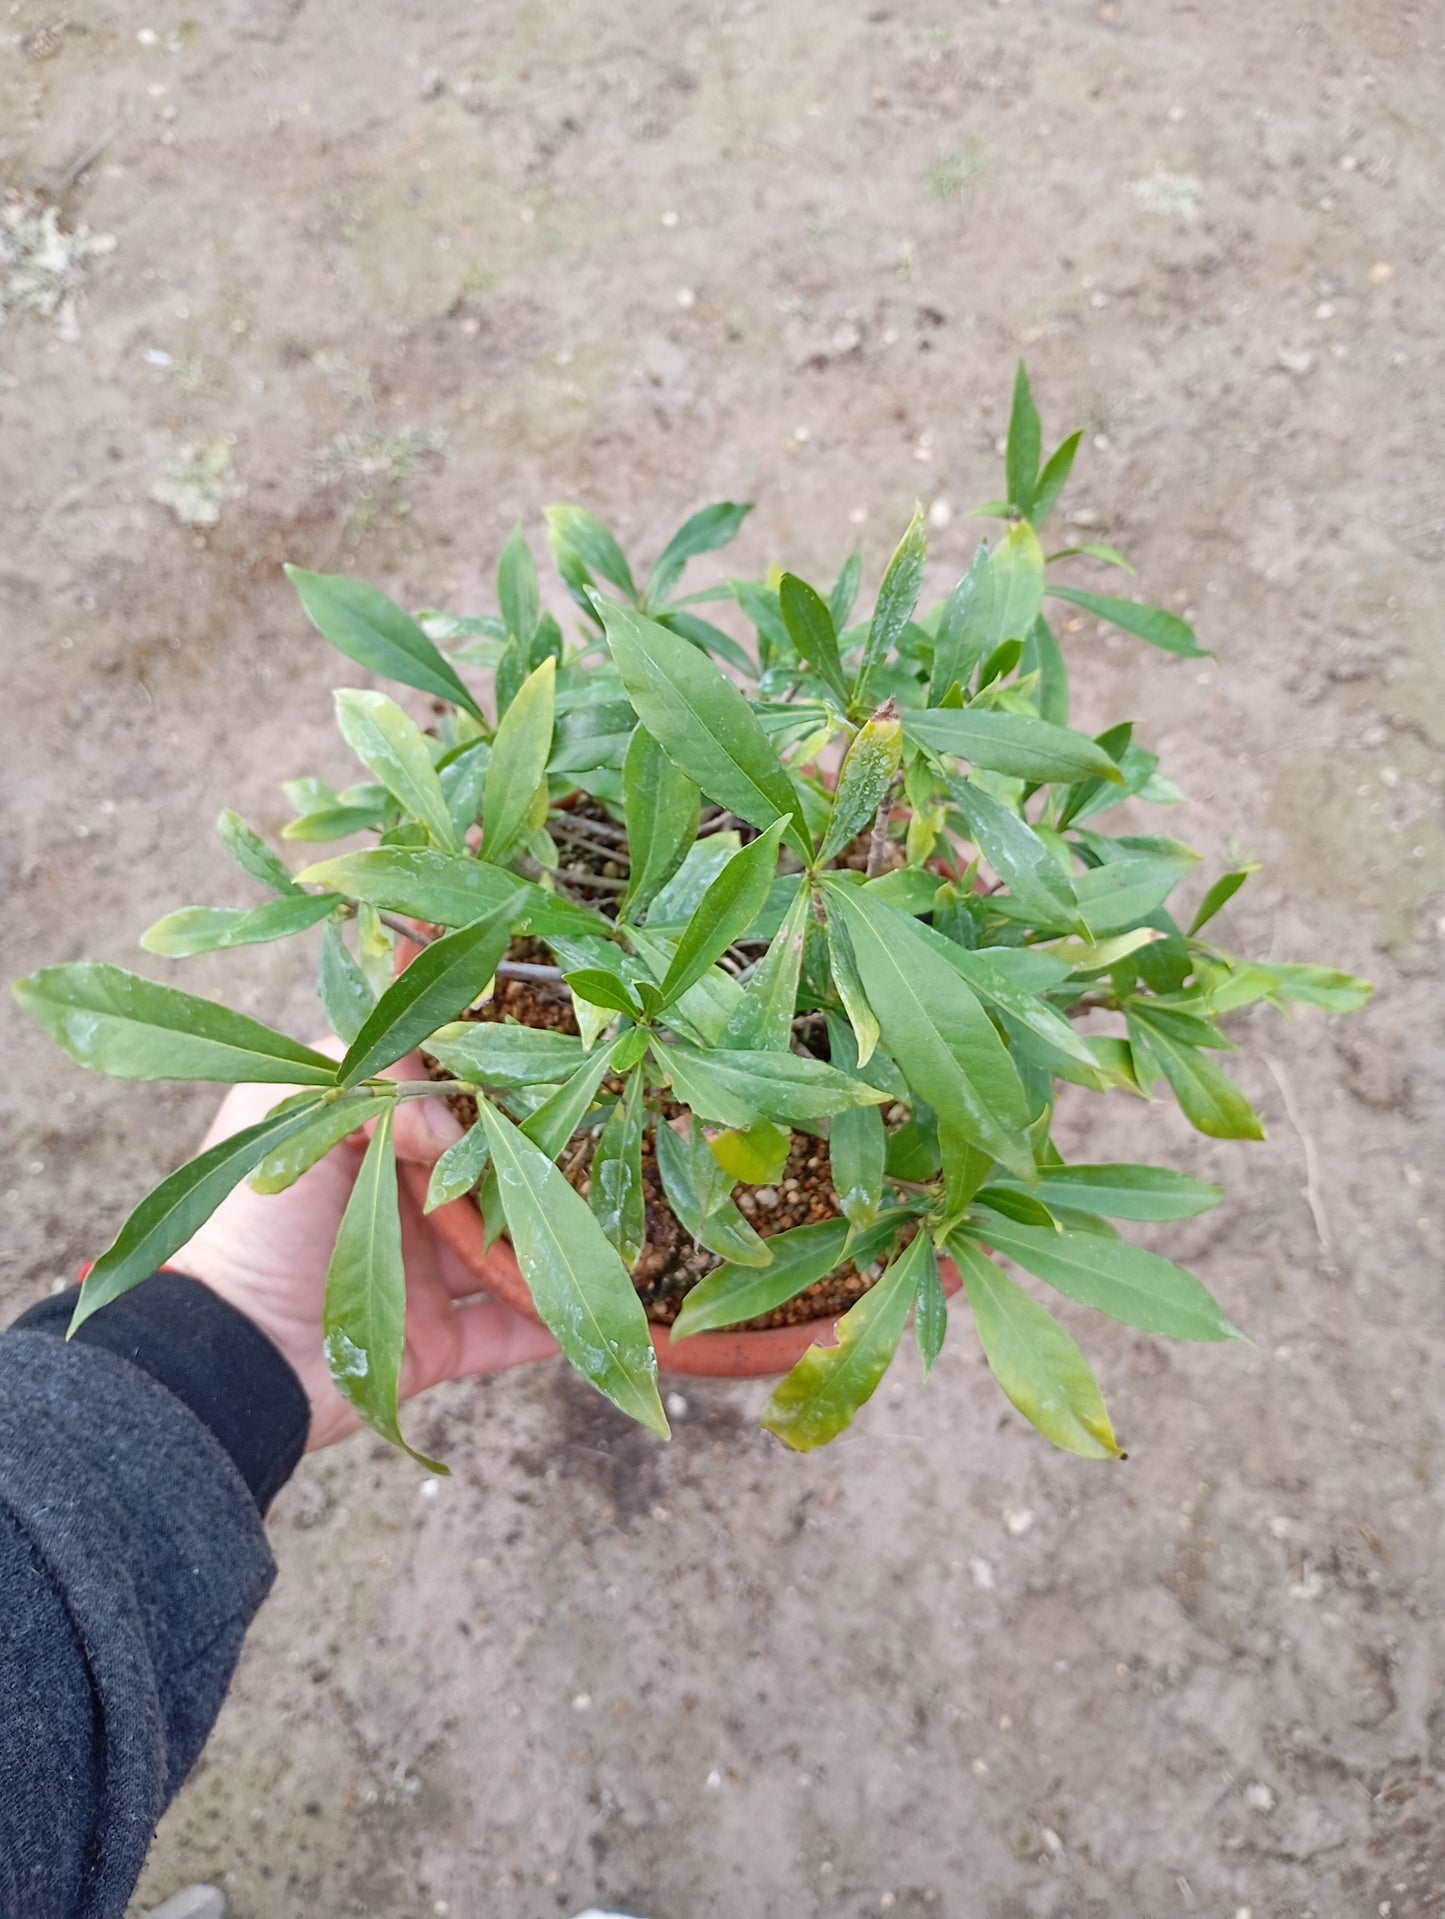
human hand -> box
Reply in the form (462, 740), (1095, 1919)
(171, 1044), (557, 1450)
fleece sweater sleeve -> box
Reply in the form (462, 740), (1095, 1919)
(0, 1274), (310, 1918)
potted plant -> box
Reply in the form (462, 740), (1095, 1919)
(14, 366), (1369, 1463)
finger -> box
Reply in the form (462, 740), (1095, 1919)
(446, 1295), (560, 1377)
(434, 1227), (525, 1302)
(392, 1091), (466, 1166)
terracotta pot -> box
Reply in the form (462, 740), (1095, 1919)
(396, 932), (962, 1378)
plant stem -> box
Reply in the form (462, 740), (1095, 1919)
(556, 865), (629, 892)
(865, 784), (898, 879)
(552, 821), (630, 868)
(375, 912), (564, 982)
(553, 811), (628, 844)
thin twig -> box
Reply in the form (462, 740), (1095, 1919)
(554, 811), (628, 845)
(557, 865), (629, 892)
(1263, 1052), (1333, 1268)
(59, 127), (118, 191)
(377, 911), (562, 981)
(866, 781), (900, 879)
(379, 912), (435, 946)
(552, 821), (630, 868)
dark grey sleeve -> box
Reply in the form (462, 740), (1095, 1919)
(0, 1276), (310, 1918)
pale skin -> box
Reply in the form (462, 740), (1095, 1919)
(173, 1042), (558, 1451)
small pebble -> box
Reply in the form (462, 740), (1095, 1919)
(676, 286), (697, 309)
(1244, 1781), (1276, 1812)
(666, 1391), (688, 1419)
(661, 209), (679, 226)
(1004, 1508), (1035, 1536)
(928, 497), (953, 529)
(572, 1692), (592, 1711)
(706, 1769), (722, 1789)
(848, 506), (868, 524)
(136, 26), (158, 44)
(1277, 348), (1316, 376)
(1369, 261), (1395, 284)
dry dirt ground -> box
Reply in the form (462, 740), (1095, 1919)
(3, 3), (1444, 1915)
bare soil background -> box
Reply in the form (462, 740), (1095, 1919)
(3, 4), (1443, 1915)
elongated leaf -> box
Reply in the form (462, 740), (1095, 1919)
(913, 1236), (948, 1374)
(623, 926), (742, 1047)
(71, 1097), (330, 1328)
(1074, 854), (1196, 937)
(943, 775), (1079, 929)
(830, 1103), (885, 1232)
(652, 1115), (772, 1268)
(829, 550), (863, 630)
(318, 919), (375, 1044)
(961, 1215), (1239, 1341)
(425, 1120), (491, 1213)
(660, 819), (786, 1007)
(1189, 866), (1256, 935)
(1127, 1007), (1265, 1139)
(819, 711), (903, 864)
(520, 1037), (623, 1158)
(930, 543), (994, 700)
(720, 885), (809, 1052)
(589, 1072), (646, 1266)
(321, 1108), (440, 1467)
(482, 657), (556, 866)
(824, 885), (1033, 1178)
(951, 1238), (1119, 1457)
(1206, 960), (1372, 1015)
(600, 598), (809, 856)
(563, 968), (643, 1018)
(827, 914), (881, 1069)
(762, 1230), (927, 1450)
(297, 847), (527, 930)
(217, 809), (301, 895)
(913, 931), (1098, 1072)
(662, 1041), (886, 1130)
(497, 525), (540, 643)
(1040, 927), (1160, 973)
(1024, 614), (1070, 727)
(338, 899), (521, 1087)
(673, 1215), (901, 1340)
(1047, 585), (1206, 658)
(856, 503), (927, 690)
(778, 573), (849, 705)
(990, 1162), (1223, 1222)
(655, 608), (760, 680)
(708, 1119), (790, 1185)
(14, 964), (337, 1085)
(1006, 361), (1041, 514)
(426, 1021), (586, 1087)
(479, 1101), (667, 1433)
(440, 738), (490, 837)
(335, 690), (460, 854)
(1030, 430), (1082, 524)
(286, 567), (483, 719)
(647, 501), (753, 605)
(546, 504), (639, 602)
(906, 706), (1121, 784)
(142, 892), (338, 957)
(252, 1093), (386, 1194)
(990, 521), (1046, 644)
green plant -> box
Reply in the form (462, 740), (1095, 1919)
(14, 365), (1370, 1463)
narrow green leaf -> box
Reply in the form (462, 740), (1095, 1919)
(1127, 1008), (1265, 1139)
(951, 1238), (1120, 1457)
(823, 884), (1034, 1179)
(70, 1097), (330, 1328)
(338, 899), (521, 1087)
(14, 964), (337, 1085)
(600, 597), (809, 856)
(318, 919), (375, 1044)
(673, 1215), (902, 1340)
(545, 504), (639, 603)
(930, 543), (995, 700)
(905, 707), (1121, 783)
(322, 1109), (441, 1468)
(652, 1115), (772, 1268)
(480, 1099), (666, 1434)
(482, 656), (556, 866)
(286, 566), (483, 719)
(662, 1041), (887, 1130)
(830, 1103), (885, 1232)
(1206, 960), (1372, 1015)
(962, 1216), (1239, 1341)
(1074, 854), (1197, 937)
(426, 1021), (587, 1087)
(497, 525), (540, 643)
(990, 1162), (1223, 1223)
(1006, 361), (1042, 513)
(216, 809), (301, 895)
(719, 885), (809, 1052)
(1023, 614), (1070, 726)
(297, 847), (528, 929)
(520, 1036), (624, 1159)
(856, 503), (927, 691)
(425, 1120), (491, 1213)
(440, 738), (490, 838)
(826, 914), (881, 1069)
(829, 550), (863, 630)
(708, 1119), (790, 1186)
(562, 968), (643, 1018)
(990, 521), (1046, 644)
(141, 893), (339, 957)
(334, 689), (460, 854)
(647, 501), (753, 605)
(589, 1072), (646, 1266)
(762, 1230), (927, 1451)
(819, 710), (903, 864)
(660, 818), (786, 1007)
(778, 573), (850, 706)
(1045, 543), (1133, 571)
(1030, 429), (1082, 524)
(656, 609), (761, 679)
(639, 829), (739, 930)
(252, 1093), (386, 1194)
(943, 775), (1080, 929)
(913, 1235), (948, 1375)
(1189, 866), (1256, 935)
(1046, 585), (1207, 658)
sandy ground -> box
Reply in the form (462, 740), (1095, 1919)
(3, 3), (1444, 1914)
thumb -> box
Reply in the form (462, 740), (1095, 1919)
(392, 1089), (467, 1165)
